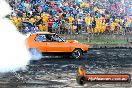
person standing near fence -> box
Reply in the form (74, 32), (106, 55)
(85, 15), (90, 32)
(111, 20), (116, 33)
(60, 20), (66, 34)
(77, 16), (83, 34)
(48, 16), (54, 33)
(52, 20), (59, 33)
(73, 19), (78, 34)
(68, 16), (74, 34)
(65, 20), (69, 34)
(39, 23), (44, 31)
(91, 17), (96, 34)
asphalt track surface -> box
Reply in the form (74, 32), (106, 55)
(0, 48), (132, 88)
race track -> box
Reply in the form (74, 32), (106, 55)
(1, 48), (132, 88)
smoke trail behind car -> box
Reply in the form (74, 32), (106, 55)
(29, 48), (42, 60)
(0, 0), (41, 72)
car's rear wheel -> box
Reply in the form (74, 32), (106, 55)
(71, 49), (82, 59)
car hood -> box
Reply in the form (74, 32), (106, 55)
(66, 40), (89, 51)
(66, 40), (79, 43)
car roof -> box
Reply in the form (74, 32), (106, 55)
(32, 32), (56, 35)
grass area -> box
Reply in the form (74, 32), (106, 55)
(77, 39), (128, 44)
(62, 35), (128, 44)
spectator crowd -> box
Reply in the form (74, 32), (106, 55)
(7, 0), (132, 35)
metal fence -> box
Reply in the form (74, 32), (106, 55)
(19, 21), (132, 35)
(59, 33), (132, 45)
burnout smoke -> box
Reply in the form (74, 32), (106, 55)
(29, 48), (42, 60)
(0, 0), (34, 72)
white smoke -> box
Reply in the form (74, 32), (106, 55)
(0, 0), (31, 72)
(29, 48), (42, 60)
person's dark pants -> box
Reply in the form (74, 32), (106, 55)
(77, 24), (81, 33)
(60, 27), (65, 34)
(48, 27), (52, 33)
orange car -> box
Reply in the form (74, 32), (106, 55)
(25, 32), (89, 59)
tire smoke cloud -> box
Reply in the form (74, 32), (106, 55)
(0, 0), (31, 72)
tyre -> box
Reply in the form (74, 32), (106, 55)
(76, 76), (86, 85)
(71, 49), (82, 59)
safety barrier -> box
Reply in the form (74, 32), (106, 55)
(18, 21), (132, 35)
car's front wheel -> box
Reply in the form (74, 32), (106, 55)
(71, 49), (82, 59)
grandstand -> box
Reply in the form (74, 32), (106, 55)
(6, 0), (132, 35)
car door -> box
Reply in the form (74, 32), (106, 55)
(34, 34), (47, 52)
(46, 34), (71, 52)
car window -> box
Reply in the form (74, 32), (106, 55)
(35, 34), (65, 42)
(52, 34), (64, 42)
(35, 35), (46, 42)
(45, 34), (54, 42)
